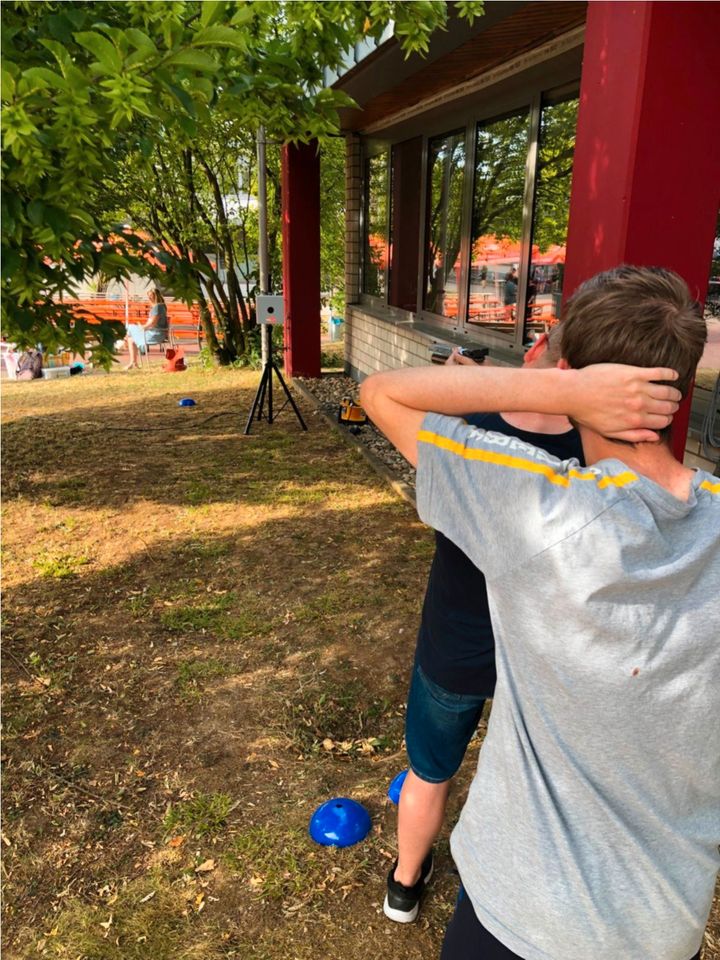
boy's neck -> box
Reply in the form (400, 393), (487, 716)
(500, 411), (573, 435)
(580, 430), (695, 501)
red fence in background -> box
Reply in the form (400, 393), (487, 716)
(65, 299), (205, 347)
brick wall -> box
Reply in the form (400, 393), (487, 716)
(344, 305), (436, 380)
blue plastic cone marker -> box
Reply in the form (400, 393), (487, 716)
(308, 797), (372, 848)
(387, 769), (408, 805)
(178, 397), (196, 407)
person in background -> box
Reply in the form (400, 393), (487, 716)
(384, 326), (583, 925)
(124, 288), (169, 370)
(362, 265), (717, 960)
(503, 267), (518, 322)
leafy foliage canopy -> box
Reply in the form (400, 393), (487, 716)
(2, 0), (483, 363)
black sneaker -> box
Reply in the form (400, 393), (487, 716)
(383, 851), (434, 923)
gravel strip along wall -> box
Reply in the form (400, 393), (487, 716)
(294, 374), (417, 499)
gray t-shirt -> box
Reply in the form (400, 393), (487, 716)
(416, 412), (720, 960)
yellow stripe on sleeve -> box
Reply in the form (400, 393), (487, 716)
(699, 479), (720, 494)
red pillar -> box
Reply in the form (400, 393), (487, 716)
(281, 141), (321, 378)
(564, 1), (720, 458)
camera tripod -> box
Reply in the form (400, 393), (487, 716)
(243, 341), (307, 435)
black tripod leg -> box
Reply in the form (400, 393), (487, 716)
(244, 363), (270, 435)
(272, 362), (308, 431)
(255, 363), (269, 421)
(267, 361), (274, 423)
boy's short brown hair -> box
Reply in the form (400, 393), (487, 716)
(560, 265), (707, 399)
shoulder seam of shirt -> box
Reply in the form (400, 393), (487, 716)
(486, 496), (630, 585)
(417, 427), (637, 491)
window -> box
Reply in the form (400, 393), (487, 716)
(362, 151), (389, 298)
(699, 207), (720, 384)
(358, 79), (581, 345)
(467, 109), (530, 334)
(423, 132), (466, 319)
(526, 96), (579, 336)
(703, 208), (720, 324)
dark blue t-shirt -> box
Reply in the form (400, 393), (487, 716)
(415, 412), (584, 695)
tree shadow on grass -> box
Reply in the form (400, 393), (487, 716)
(2, 380), (376, 509)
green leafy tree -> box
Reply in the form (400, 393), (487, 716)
(320, 136), (346, 316)
(2, 0), (483, 364)
(107, 124), (266, 362)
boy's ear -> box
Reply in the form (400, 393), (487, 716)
(522, 333), (548, 366)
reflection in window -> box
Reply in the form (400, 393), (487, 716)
(527, 97), (579, 334)
(704, 209), (720, 324)
(467, 110), (529, 333)
(699, 208), (720, 388)
(424, 132), (466, 319)
(363, 152), (389, 298)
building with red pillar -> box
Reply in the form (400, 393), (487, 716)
(284, 1), (719, 469)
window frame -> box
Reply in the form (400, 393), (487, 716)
(359, 142), (392, 308)
(459, 99), (540, 350)
(357, 71), (581, 353)
(420, 126), (469, 327)
(524, 83), (583, 341)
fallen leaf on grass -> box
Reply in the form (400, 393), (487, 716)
(167, 835), (186, 848)
(138, 891), (156, 904)
(322, 738), (334, 751)
(195, 858), (216, 873)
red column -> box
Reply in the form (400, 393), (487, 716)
(281, 141), (321, 378)
(564, 1), (720, 458)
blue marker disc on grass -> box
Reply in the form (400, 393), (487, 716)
(309, 797), (372, 848)
(387, 769), (408, 805)
(178, 397), (196, 407)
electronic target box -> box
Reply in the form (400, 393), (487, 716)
(256, 295), (284, 325)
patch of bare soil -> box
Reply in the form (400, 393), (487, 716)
(1, 364), (717, 960)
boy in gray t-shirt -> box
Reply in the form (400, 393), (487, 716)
(360, 266), (718, 960)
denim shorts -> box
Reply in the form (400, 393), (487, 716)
(405, 662), (488, 783)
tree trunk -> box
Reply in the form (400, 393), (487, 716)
(196, 287), (224, 360)
(197, 155), (252, 355)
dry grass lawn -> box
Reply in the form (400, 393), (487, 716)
(1, 362), (717, 959)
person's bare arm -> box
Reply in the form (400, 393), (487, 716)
(359, 364), (680, 467)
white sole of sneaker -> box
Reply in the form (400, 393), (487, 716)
(383, 894), (419, 924)
(382, 860), (434, 924)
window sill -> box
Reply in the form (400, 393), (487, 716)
(347, 301), (523, 366)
